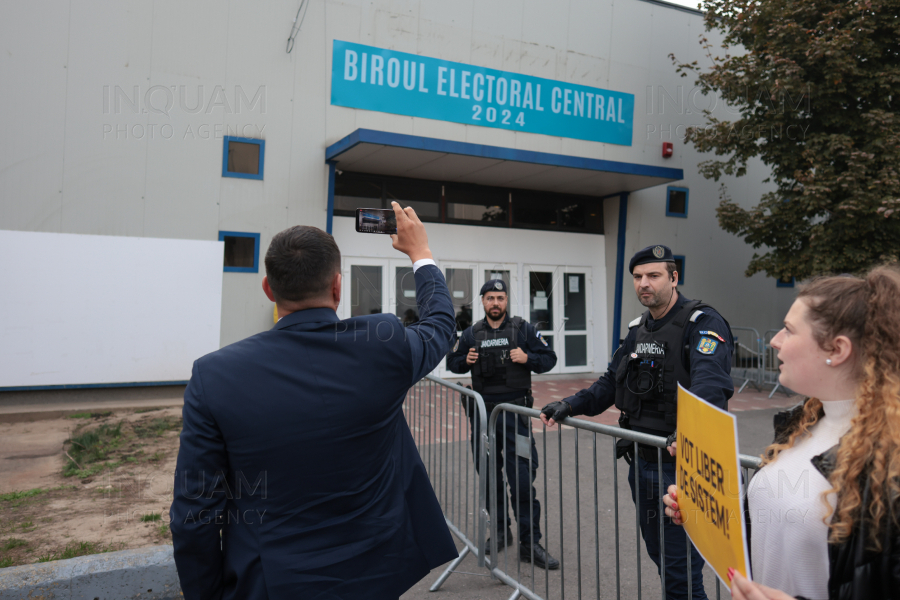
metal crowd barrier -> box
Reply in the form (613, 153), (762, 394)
(404, 375), (764, 600)
(402, 374), (489, 585)
(729, 327), (763, 393)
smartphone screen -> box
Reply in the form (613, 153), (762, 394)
(355, 208), (397, 235)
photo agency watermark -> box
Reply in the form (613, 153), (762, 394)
(644, 84), (812, 141)
(101, 84), (266, 140)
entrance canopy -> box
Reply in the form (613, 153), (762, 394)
(325, 129), (683, 197)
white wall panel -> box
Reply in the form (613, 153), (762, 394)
(0, 231), (223, 388)
(473, 2), (524, 41)
(0, 0), (70, 233)
(61, 0), (154, 236)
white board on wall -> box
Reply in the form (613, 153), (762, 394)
(0, 230), (224, 389)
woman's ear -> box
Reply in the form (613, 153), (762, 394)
(829, 335), (854, 368)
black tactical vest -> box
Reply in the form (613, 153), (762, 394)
(470, 316), (531, 395)
(614, 300), (704, 432)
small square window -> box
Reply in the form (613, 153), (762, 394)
(666, 187), (689, 218)
(673, 255), (685, 285)
(219, 231), (260, 273)
(222, 137), (265, 180)
(776, 276), (795, 288)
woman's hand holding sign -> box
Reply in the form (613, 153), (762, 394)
(663, 485), (684, 525)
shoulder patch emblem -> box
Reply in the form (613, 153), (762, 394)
(452, 337), (459, 353)
(536, 331), (548, 346)
(696, 337), (718, 355)
(699, 330), (726, 343)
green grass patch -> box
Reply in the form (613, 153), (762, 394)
(0, 488), (44, 503)
(35, 541), (117, 563)
(19, 521), (35, 532)
(63, 422), (123, 477)
(0, 557), (13, 568)
(67, 411), (112, 419)
(3, 538), (28, 551)
(157, 523), (169, 537)
(134, 417), (182, 438)
(134, 407), (163, 414)
(140, 512), (162, 523)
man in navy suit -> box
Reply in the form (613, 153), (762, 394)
(170, 202), (459, 600)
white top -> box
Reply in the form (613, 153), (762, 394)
(747, 398), (856, 600)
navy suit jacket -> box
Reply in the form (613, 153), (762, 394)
(170, 264), (458, 600)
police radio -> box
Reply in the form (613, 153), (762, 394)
(625, 341), (668, 396)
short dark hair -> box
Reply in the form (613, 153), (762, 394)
(665, 261), (677, 281)
(264, 226), (341, 303)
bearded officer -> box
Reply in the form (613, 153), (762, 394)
(540, 245), (734, 600)
(446, 279), (559, 570)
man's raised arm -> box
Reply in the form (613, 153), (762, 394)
(389, 201), (455, 383)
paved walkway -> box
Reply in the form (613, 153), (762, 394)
(447, 372), (798, 430)
(0, 374), (797, 425)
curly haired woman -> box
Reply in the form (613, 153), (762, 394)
(665, 266), (900, 600)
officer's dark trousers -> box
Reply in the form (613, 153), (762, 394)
(469, 408), (542, 546)
(628, 456), (707, 600)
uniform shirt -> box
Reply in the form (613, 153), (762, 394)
(446, 314), (558, 402)
(564, 293), (733, 435)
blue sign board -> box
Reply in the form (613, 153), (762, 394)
(330, 40), (633, 146)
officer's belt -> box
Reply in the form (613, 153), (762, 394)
(636, 443), (676, 463)
(482, 396), (528, 416)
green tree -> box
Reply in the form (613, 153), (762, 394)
(672, 0), (900, 280)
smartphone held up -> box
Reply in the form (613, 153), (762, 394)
(355, 208), (397, 235)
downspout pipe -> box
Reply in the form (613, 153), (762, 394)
(611, 192), (629, 359)
(326, 160), (336, 234)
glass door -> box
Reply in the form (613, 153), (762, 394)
(528, 267), (561, 374)
(438, 262), (477, 378)
(391, 259), (420, 327)
(340, 258), (388, 320)
(478, 262), (520, 323)
(560, 267), (592, 373)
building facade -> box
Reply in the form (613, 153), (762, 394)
(1, 0), (795, 387)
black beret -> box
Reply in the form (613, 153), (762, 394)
(629, 245), (675, 273)
(480, 279), (508, 296)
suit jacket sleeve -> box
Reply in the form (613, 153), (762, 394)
(170, 362), (227, 600)
(404, 263), (456, 384)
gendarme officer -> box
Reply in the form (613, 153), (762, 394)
(446, 279), (559, 570)
(540, 245), (734, 600)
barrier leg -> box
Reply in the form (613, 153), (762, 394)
(506, 589), (522, 600)
(429, 545), (470, 592)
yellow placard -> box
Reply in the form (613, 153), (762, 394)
(676, 383), (751, 589)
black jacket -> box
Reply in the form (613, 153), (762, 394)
(768, 402), (900, 600)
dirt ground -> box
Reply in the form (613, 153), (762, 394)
(0, 407), (181, 567)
